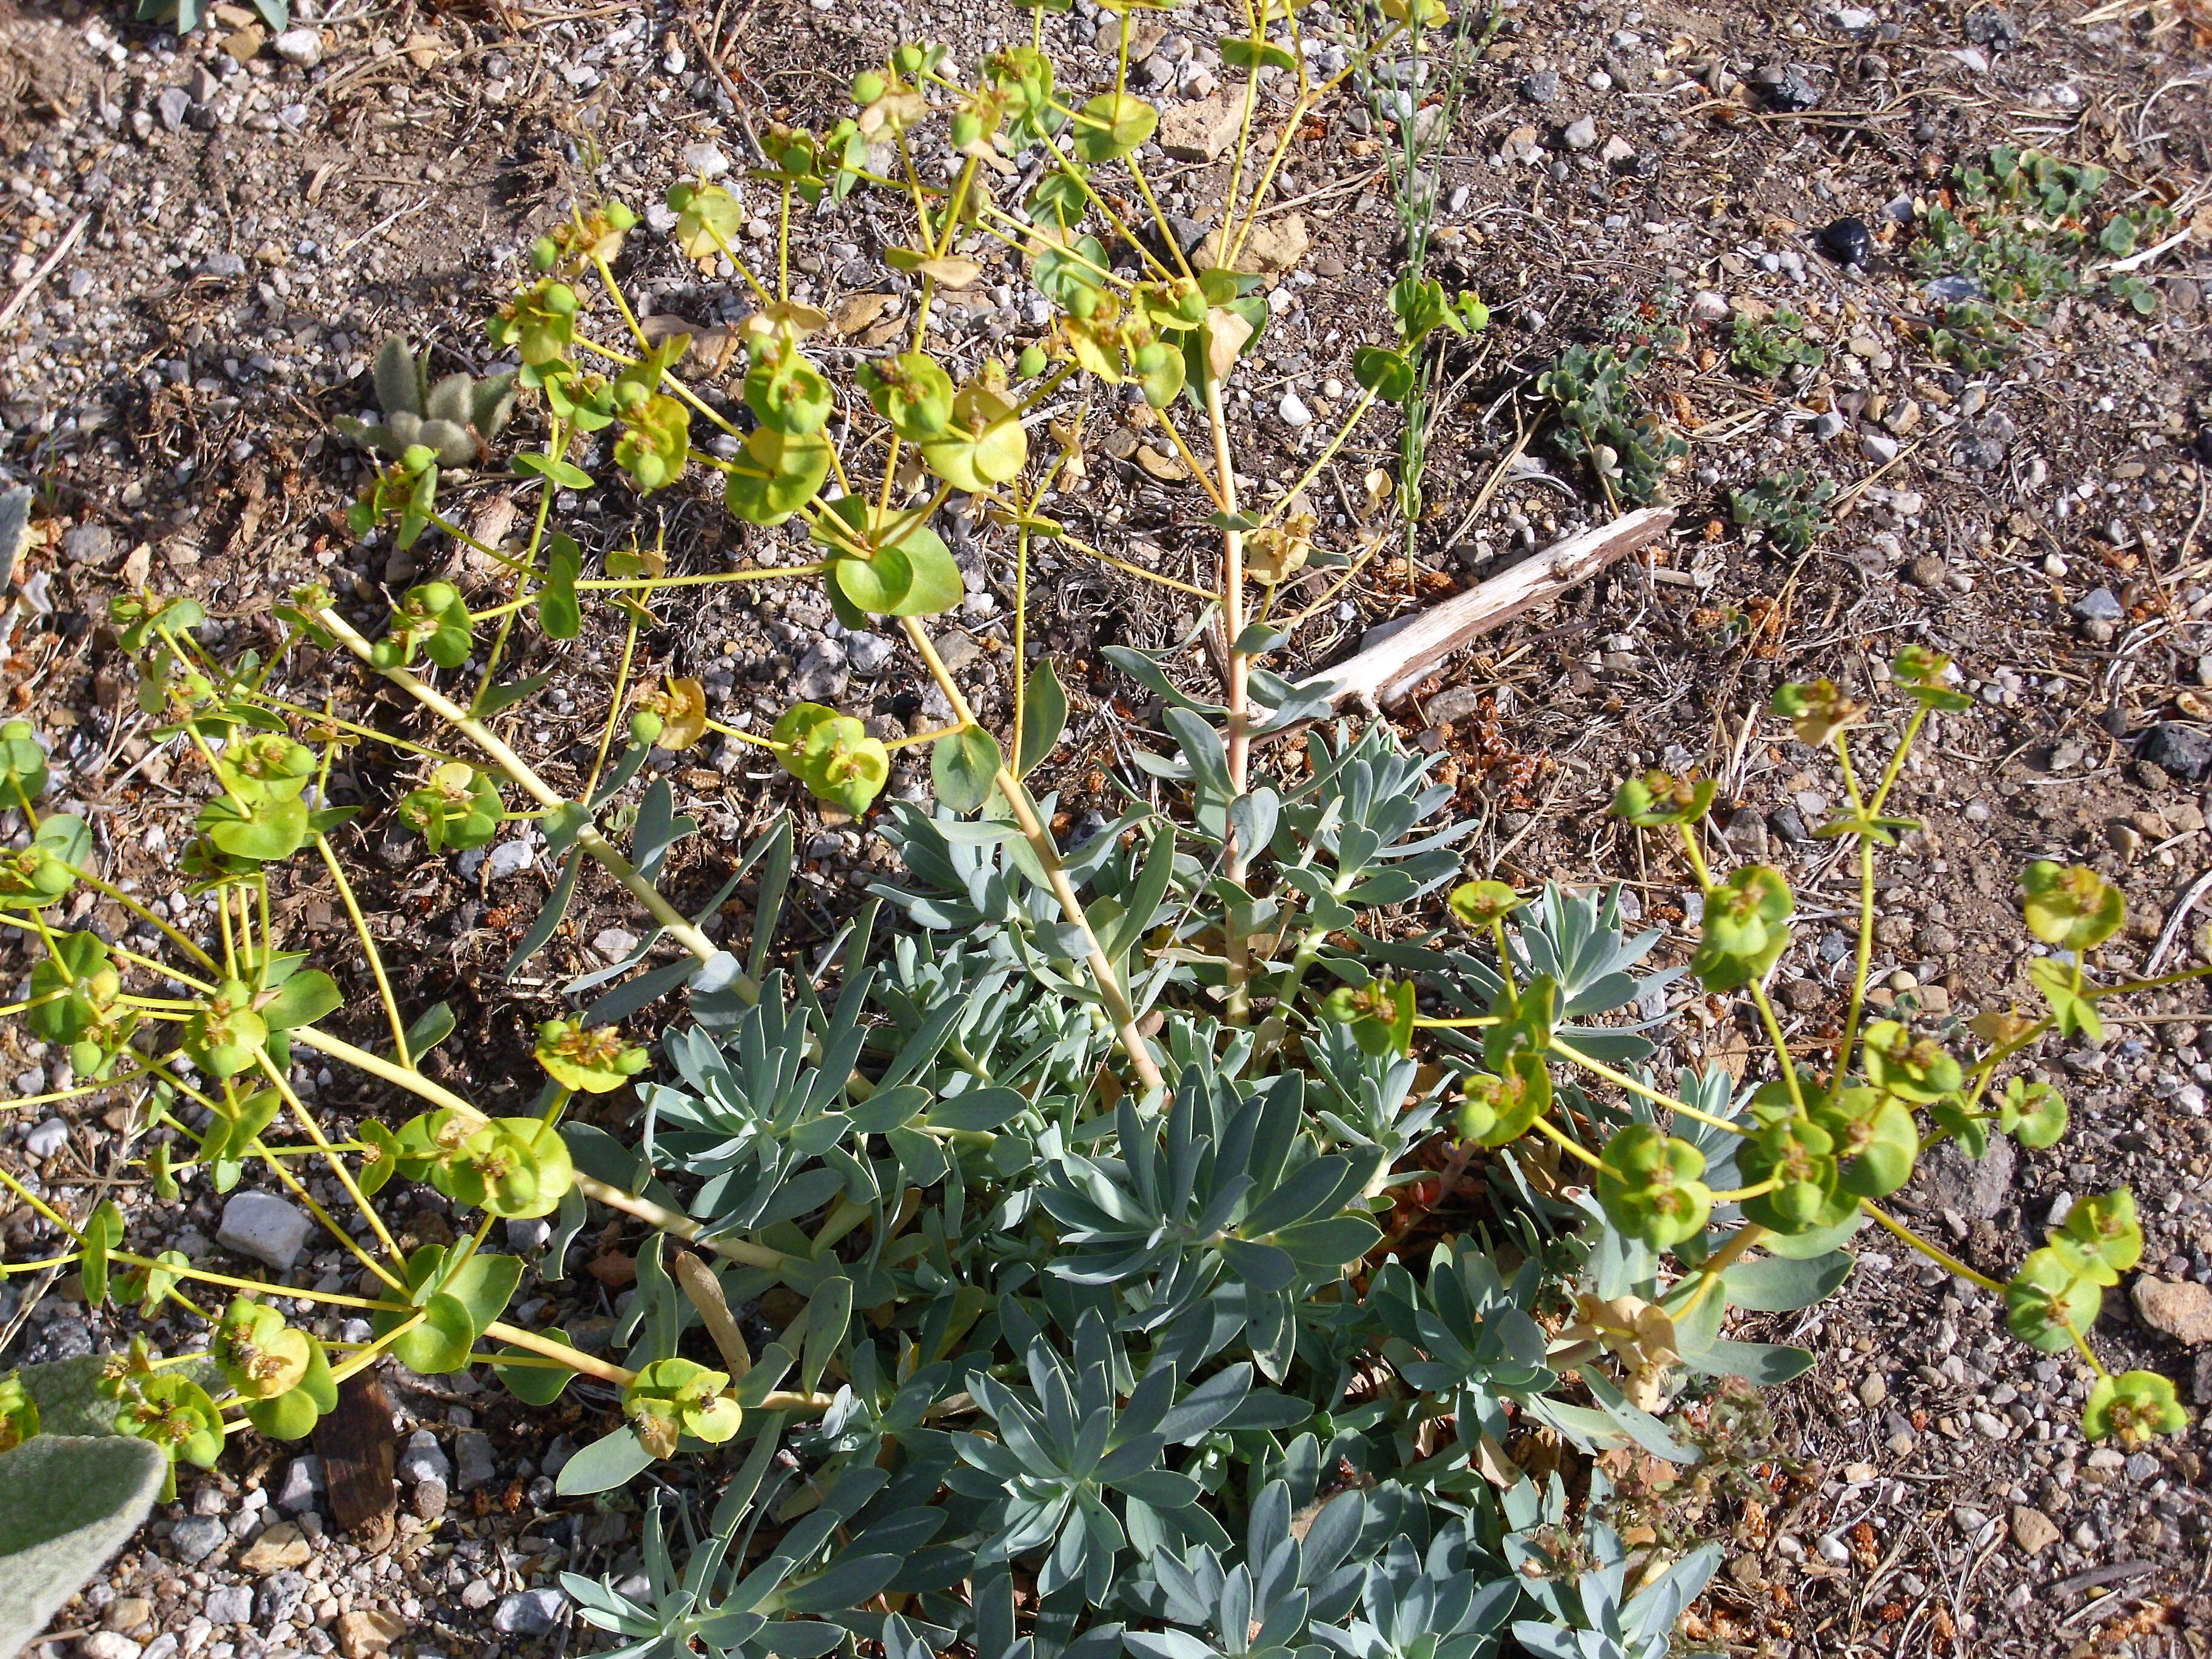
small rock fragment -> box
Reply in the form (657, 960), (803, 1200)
(396, 1428), (452, 1485)
(2138, 725), (2212, 785)
(216, 1191), (312, 1272)
(203, 1586), (253, 1627)
(454, 1428), (495, 1492)
(1158, 93), (1241, 163)
(1278, 391), (1312, 429)
(2010, 1506), (2060, 1555)
(1562, 116), (1599, 150)
(236, 1520), (314, 1574)
(169, 1514), (229, 1564)
(275, 1455), (324, 1515)
(679, 141), (730, 178)
(2132, 1276), (2212, 1344)
(492, 1588), (570, 1638)
(483, 839), (535, 879)
(411, 1476), (449, 1521)
(2069, 586), (2124, 623)
(335, 1609), (407, 1659)
(270, 28), (323, 67)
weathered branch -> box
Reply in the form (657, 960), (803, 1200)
(1319, 506), (1677, 711)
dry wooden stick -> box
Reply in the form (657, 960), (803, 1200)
(1319, 505), (1676, 711)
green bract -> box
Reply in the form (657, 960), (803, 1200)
(811, 497), (965, 618)
(109, 1370), (225, 1475)
(0, 1374), (36, 1453)
(0, 719), (50, 805)
(857, 351), (956, 440)
(1891, 644), (1972, 711)
(1689, 865), (1793, 992)
(1858, 1020), (1962, 1102)
(2083, 1370), (2188, 1449)
(1811, 1087), (1919, 1199)
(1768, 679), (1864, 747)
(771, 702), (894, 815)
(441, 1117), (577, 1219)
(1447, 879), (1522, 927)
(744, 337), (835, 437)
(614, 392), (692, 491)
(1071, 92), (1156, 163)
(1610, 769), (1715, 826)
(212, 1299), (311, 1401)
(399, 763), (505, 854)
(1738, 1114), (1849, 1233)
(183, 982), (270, 1079)
(1595, 1124), (1712, 1248)
(2005, 1247), (2103, 1353)
(534, 1020), (650, 1094)
(1999, 1077), (2068, 1148)
(623, 1358), (742, 1458)
(0, 817), (86, 910)
(2019, 861), (2124, 951)
(370, 581), (473, 672)
(725, 426), (833, 526)
(2050, 1190), (2141, 1286)
(1320, 976), (1417, 1059)
(1453, 1051), (1551, 1148)
(920, 381), (1029, 492)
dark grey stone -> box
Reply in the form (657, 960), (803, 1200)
(2139, 723), (2212, 783)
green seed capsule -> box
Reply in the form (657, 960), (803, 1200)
(603, 201), (638, 230)
(529, 236), (560, 270)
(853, 70), (886, 103)
(1017, 344), (1047, 378)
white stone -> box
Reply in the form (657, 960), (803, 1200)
(216, 1192), (312, 1272)
(270, 28), (323, 67)
(24, 1116), (67, 1157)
(680, 141), (730, 179)
(1278, 391), (1312, 428)
(591, 928), (639, 962)
(1563, 117), (1600, 150)
(79, 1634), (142, 1659)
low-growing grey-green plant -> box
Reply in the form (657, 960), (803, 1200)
(1535, 343), (1686, 509)
(1725, 309), (1822, 381)
(0, 1434), (169, 1658)
(335, 335), (520, 466)
(1728, 469), (1834, 555)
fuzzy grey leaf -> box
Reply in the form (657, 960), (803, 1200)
(372, 335), (422, 417)
(0, 1436), (168, 1656)
(472, 371), (520, 440)
(424, 372), (475, 426)
(417, 418), (476, 466)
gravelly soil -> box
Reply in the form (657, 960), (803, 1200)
(2, 0), (2212, 1654)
